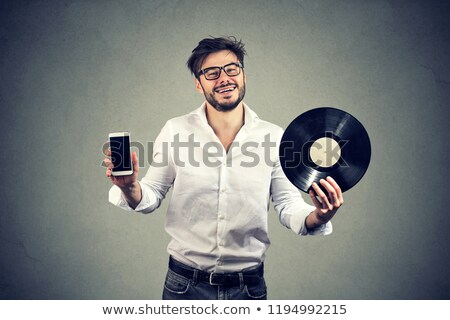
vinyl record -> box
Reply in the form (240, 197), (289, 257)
(279, 107), (371, 193)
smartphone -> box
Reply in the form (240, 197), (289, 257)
(108, 132), (133, 176)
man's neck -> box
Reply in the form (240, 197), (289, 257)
(205, 102), (245, 134)
(205, 102), (245, 151)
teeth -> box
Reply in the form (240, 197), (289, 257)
(217, 87), (235, 93)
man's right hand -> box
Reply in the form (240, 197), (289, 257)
(104, 148), (142, 209)
(104, 148), (139, 187)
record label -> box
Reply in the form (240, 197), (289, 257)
(309, 137), (341, 168)
(279, 107), (371, 193)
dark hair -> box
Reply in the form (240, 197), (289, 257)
(187, 36), (246, 78)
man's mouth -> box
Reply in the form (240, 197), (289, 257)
(215, 85), (237, 94)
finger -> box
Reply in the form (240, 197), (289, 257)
(326, 176), (344, 204)
(313, 181), (333, 211)
(102, 142), (110, 156)
(105, 147), (111, 157)
(311, 182), (330, 209)
(106, 167), (113, 178)
(131, 151), (139, 173)
(309, 189), (322, 209)
(320, 178), (339, 207)
(103, 158), (113, 168)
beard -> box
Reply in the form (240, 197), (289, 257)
(204, 83), (246, 112)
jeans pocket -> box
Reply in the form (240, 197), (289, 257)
(244, 277), (267, 299)
(163, 269), (191, 295)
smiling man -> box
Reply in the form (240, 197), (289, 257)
(104, 36), (344, 300)
(194, 52), (246, 113)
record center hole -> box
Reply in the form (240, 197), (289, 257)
(309, 137), (341, 168)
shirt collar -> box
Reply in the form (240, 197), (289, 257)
(191, 102), (259, 129)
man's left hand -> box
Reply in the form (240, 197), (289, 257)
(307, 176), (344, 226)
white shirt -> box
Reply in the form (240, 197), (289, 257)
(109, 103), (331, 272)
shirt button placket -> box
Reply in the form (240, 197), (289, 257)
(216, 158), (227, 269)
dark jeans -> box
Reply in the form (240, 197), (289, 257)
(162, 257), (267, 300)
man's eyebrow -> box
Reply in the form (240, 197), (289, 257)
(202, 61), (238, 69)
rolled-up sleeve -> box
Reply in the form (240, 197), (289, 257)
(108, 181), (160, 212)
(270, 148), (332, 236)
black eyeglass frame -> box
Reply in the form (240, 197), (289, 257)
(196, 62), (244, 80)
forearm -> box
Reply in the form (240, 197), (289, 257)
(120, 181), (142, 209)
(305, 209), (335, 230)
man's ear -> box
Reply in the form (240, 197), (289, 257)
(195, 78), (204, 94)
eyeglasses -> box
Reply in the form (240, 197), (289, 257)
(197, 62), (243, 80)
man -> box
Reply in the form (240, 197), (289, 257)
(104, 36), (343, 300)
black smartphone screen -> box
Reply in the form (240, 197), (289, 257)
(110, 135), (132, 172)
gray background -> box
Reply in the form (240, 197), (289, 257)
(1, 0), (449, 299)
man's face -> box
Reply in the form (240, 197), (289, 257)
(195, 50), (246, 112)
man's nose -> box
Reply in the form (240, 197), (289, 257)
(217, 68), (231, 83)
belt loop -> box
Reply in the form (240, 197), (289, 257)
(238, 272), (245, 290)
(192, 269), (198, 285)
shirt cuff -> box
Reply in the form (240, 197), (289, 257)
(289, 208), (333, 236)
(305, 221), (332, 235)
(108, 181), (157, 212)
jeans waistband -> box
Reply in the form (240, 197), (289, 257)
(168, 256), (263, 287)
